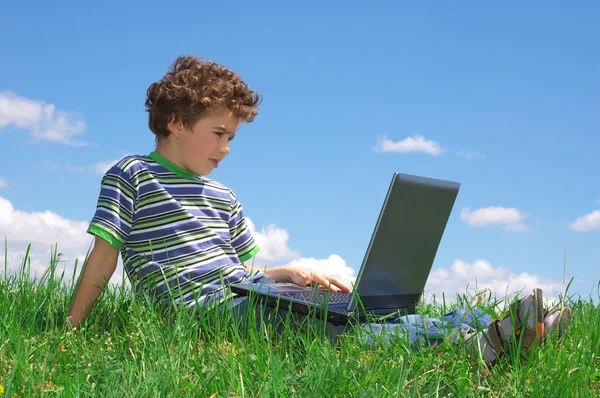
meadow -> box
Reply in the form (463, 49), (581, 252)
(1, 245), (599, 397)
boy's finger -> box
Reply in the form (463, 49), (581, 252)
(326, 276), (351, 292)
(313, 274), (340, 292)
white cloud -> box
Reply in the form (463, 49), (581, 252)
(0, 177), (7, 188)
(0, 196), (90, 250)
(0, 91), (86, 146)
(461, 206), (528, 232)
(425, 259), (565, 306)
(246, 218), (300, 264)
(456, 150), (485, 160)
(373, 135), (444, 156)
(569, 210), (600, 232)
(0, 195), (100, 285)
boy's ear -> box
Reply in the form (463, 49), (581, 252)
(167, 115), (183, 138)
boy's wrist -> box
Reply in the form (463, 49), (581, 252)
(262, 266), (291, 283)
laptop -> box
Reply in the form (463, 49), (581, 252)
(230, 172), (461, 325)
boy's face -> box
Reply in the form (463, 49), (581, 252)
(168, 108), (240, 176)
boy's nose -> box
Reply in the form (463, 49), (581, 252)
(220, 143), (230, 154)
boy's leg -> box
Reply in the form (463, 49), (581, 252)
(366, 308), (493, 348)
(374, 288), (571, 365)
(354, 288), (572, 367)
(442, 308), (494, 331)
(359, 314), (466, 348)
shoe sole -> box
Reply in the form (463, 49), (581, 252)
(545, 307), (572, 340)
(533, 288), (544, 346)
(557, 307), (572, 338)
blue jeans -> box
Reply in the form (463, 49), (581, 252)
(359, 308), (493, 347)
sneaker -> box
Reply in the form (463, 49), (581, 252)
(543, 306), (571, 341)
(494, 288), (545, 353)
(467, 324), (504, 365)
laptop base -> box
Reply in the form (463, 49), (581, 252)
(230, 282), (415, 326)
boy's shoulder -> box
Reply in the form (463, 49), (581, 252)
(110, 154), (153, 173)
(197, 175), (240, 202)
(102, 154), (155, 186)
(104, 154), (237, 199)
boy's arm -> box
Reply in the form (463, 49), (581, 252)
(67, 236), (119, 328)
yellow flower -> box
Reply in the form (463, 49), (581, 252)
(0, 383), (4, 394)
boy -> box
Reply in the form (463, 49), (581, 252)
(68, 55), (571, 366)
(68, 55), (350, 326)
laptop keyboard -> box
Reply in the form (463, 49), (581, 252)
(279, 291), (353, 305)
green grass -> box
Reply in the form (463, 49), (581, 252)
(1, 246), (599, 397)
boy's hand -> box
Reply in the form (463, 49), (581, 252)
(263, 265), (351, 293)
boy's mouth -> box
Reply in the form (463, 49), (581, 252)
(210, 159), (219, 168)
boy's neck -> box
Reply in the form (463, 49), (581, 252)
(152, 141), (197, 179)
(154, 141), (182, 167)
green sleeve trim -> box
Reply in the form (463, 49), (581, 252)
(239, 245), (260, 263)
(87, 224), (124, 250)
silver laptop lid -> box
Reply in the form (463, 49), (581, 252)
(347, 173), (460, 311)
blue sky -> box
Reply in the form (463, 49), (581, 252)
(0, 1), (598, 302)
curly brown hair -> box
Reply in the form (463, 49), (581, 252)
(145, 55), (261, 141)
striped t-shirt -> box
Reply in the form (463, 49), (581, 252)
(87, 151), (264, 307)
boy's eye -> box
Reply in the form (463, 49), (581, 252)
(214, 132), (224, 137)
